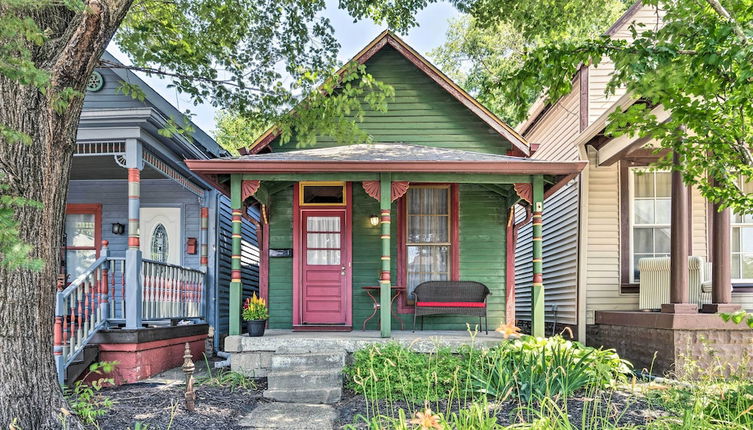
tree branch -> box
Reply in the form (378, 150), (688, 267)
(97, 60), (277, 95)
(705, 0), (750, 44)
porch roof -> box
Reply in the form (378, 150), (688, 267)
(185, 143), (586, 176)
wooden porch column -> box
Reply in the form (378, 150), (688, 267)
(662, 152), (696, 313)
(702, 188), (741, 313)
(531, 175), (545, 337)
(229, 174), (243, 335)
(125, 139), (143, 329)
(379, 173), (392, 338)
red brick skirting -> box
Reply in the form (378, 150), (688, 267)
(86, 325), (208, 385)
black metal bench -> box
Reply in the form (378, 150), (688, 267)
(412, 281), (491, 334)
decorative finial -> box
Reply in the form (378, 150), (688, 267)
(182, 342), (196, 411)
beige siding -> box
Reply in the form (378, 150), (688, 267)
(588, 4), (664, 125)
(515, 80), (581, 326)
(691, 186), (708, 260)
(585, 150), (638, 323)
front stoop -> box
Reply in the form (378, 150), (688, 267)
(263, 350), (346, 404)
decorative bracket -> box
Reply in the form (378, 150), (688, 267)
(242, 180), (261, 202)
(362, 181), (410, 202)
(513, 183), (532, 204)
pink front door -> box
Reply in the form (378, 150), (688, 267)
(300, 210), (349, 324)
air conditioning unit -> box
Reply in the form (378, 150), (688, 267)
(638, 256), (708, 310)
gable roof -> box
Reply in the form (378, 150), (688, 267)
(242, 30), (529, 156)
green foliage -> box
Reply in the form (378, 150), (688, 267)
(344, 342), (468, 402)
(473, 335), (631, 402)
(467, 0), (753, 212)
(63, 361), (118, 425)
(0, 178), (43, 270)
(214, 110), (268, 155)
(431, 1), (627, 123)
(197, 369), (257, 392)
(720, 310), (753, 328)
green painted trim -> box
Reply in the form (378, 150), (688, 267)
(380, 173), (392, 338)
(241, 173), (531, 184)
(230, 174), (242, 336)
(531, 175), (545, 338)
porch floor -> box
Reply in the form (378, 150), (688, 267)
(225, 329), (505, 354)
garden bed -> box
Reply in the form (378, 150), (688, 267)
(334, 387), (666, 428)
(95, 379), (266, 429)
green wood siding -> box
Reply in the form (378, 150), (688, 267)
(272, 45), (510, 155)
(268, 186), (294, 329)
(266, 183), (507, 330)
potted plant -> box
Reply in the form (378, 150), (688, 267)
(242, 293), (269, 337)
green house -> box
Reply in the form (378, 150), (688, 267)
(187, 31), (584, 338)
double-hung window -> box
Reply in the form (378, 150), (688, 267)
(405, 186), (451, 300)
(630, 169), (671, 282)
(64, 204), (101, 279)
(731, 178), (753, 282)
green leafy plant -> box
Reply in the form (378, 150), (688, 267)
(242, 292), (269, 321)
(472, 335), (631, 402)
(720, 311), (753, 329)
(63, 361), (118, 425)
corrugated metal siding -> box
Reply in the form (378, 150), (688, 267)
(274, 45), (511, 154)
(215, 195), (260, 341)
(515, 82), (581, 326)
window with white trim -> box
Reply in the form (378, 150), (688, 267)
(630, 169), (671, 282)
(731, 178), (753, 282)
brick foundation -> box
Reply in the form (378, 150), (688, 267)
(88, 324), (209, 385)
(588, 312), (753, 378)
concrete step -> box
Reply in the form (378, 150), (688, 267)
(269, 350), (345, 370)
(266, 369), (342, 391)
(263, 386), (342, 404)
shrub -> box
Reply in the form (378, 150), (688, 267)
(64, 361), (117, 425)
(472, 335), (632, 402)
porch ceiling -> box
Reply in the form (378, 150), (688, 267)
(70, 155), (165, 180)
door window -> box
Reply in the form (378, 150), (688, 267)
(306, 216), (341, 265)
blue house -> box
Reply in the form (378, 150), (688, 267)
(56, 53), (259, 385)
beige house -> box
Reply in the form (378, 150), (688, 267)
(514, 2), (753, 374)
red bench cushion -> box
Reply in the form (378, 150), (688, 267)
(415, 301), (486, 308)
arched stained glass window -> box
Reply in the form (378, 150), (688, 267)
(151, 224), (169, 262)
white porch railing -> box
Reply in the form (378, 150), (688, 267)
(54, 241), (205, 385)
(141, 259), (205, 319)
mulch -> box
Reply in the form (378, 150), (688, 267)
(95, 379), (267, 430)
(334, 387), (668, 428)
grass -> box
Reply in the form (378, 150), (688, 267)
(196, 354), (257, 392)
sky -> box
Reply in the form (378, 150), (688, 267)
(107, 1), (460, 136)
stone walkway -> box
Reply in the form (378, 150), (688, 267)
(237, 402), (337, 430)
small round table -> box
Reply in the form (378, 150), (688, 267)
(362, 285), (405, 331)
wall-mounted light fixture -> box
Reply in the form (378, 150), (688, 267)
(369, 214), (379, 227)
(111, 222), (125, 235)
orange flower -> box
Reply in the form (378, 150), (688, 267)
(410, 408), (443, 430)
(496, 322), (521, 339)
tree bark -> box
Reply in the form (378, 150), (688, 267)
(0, 1), (132, 428)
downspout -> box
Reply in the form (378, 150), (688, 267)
(506, 204), (532, 326)
(576, 145), (591, 343)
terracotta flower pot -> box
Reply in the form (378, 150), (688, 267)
(246, 319), (267, 337)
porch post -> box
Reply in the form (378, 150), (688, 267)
(230, 174), (243, 335)
(380, 173), (392, 338)
(702, 188), (741, 313)
(125, 139), (143, 329)
(662, 152), (696, 313)
(531, 175), (545, 337)
(200, 203), (209, 270)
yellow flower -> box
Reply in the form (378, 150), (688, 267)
(410, 408), (443, 430)
(496, 322), (521, 339)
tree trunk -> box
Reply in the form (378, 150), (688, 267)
(0, 1), (131, 428)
